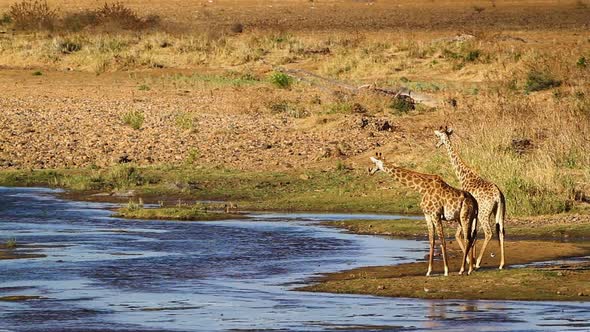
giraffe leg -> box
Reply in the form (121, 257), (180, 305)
(434, 218), (449, 276)
(475, 230), (492, 269)
(475, 208), (493, 269)
(458, 206), (470, 275)
(455, 226), (465, 257)
(426, 215), (435, 277)
(498, 222), (506, 270)
(466, 215), (478, 275)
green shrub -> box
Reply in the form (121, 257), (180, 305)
(138, 84), (150, 91)
(0, 12), (12, 25)
(122, 110), (144, 130)
(105, 165), (144, 188)
(32, 71), (42, 76)
(525, 70), (561, 92)
(464, 49), (481, 62)
(389, 97), (415, 114)
(577, 56), (587, 68)
(269, 71), (292, 89)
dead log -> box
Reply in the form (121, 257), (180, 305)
(269, 63), (439, 107)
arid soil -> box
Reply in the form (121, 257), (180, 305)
(0, 69), (434, 171)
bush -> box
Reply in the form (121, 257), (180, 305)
(96, 2), (158, 30)
(269, 71), (292, 89)
(105, 165), (144, 189)
(464, 49), (481, 62)
(525, 70), (561, 92)
(122, 110), (144, 130)
(577, 56), (587, 68)
(0, 12), (12, 25)
(9, 0), (56, 30)
(389, 96), (415, 114)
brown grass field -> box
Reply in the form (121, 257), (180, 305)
(0, 0), (589, 217)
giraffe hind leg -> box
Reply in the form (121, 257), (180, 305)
(473, 207), (492, 269)
(426, 215), (436, 277)
(497, 222), (506, 270)
(434, 218), (449, 276)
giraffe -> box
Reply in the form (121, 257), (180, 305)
(369, 153), (478, 276)
(434, 126), (506, 270)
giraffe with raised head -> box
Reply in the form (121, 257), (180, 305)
(434, 126), (506, 270)
(369, 153), (478, 276)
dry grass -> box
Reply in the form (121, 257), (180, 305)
(0, 1), (588, 216)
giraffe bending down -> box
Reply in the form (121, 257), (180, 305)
(434, 127), (506, 270)
(369, 153), (478, 276)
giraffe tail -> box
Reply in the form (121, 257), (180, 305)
(495, 191), (506, 241)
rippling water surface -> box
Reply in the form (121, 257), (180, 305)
(0, 187), (588, 331)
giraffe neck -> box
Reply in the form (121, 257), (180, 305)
(382, 165), (431, 195)
(443, 139), (473, 186)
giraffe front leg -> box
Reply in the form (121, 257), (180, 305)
(435, 219), (449, 276)
(426, 216), (435, 277)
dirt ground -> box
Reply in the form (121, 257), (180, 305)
(1, 0), (588, 31)
(300, 240), (590, 301)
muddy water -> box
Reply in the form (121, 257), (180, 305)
(0, 187), (588, 331)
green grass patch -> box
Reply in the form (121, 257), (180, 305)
(525, 70), (561, 92)
(121, 110), (144, 130)
(268, 71), (292, 89)
(324, 219), (425, 238)
(327, 218), (590, 240)
(115, 205), (243, 221)
(159, 72), (260, 89)
(0, 165), (422, 214)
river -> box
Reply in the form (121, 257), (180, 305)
(0, 187), (588, 331)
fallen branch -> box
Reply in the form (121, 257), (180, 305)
(268, 63), (440, 107)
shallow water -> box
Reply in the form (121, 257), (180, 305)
(0, 187), (588, 331)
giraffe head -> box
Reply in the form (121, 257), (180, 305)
(368, 152), (385, 175)
(434, 126), (454, 148)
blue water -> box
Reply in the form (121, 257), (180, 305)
(0, 187), (588, 331)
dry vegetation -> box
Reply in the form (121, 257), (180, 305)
(0, 0), (589, 217)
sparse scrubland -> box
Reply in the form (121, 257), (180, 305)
(0, 0), (589, 219)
